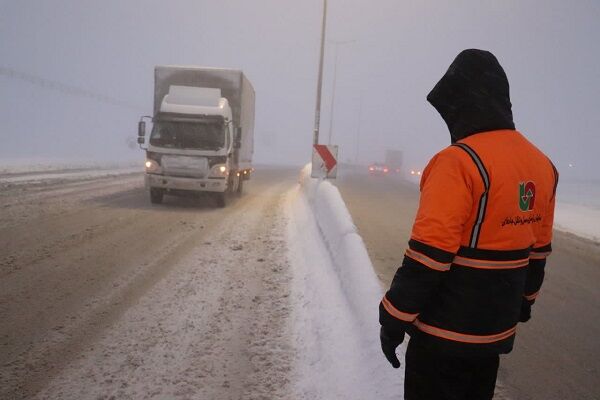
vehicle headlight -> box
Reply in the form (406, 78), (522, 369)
(145, 159), (161, 173)
(209, 164), (229, 178)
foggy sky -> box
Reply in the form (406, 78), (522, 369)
(1, 0), (598, 179)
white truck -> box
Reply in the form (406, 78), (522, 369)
(137, 66), (255, 207)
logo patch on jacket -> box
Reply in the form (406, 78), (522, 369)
(519, 181), (536, 211)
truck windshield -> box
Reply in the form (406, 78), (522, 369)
(149, 120), (226, 150)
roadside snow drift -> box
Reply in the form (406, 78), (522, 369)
(554, 181), (600, 242)
(285, 165), (404, 399)
(554, 203), (600, 243)
(0, 159), (142, 186)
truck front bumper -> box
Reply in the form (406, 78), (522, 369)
(145, 174), (227, 193)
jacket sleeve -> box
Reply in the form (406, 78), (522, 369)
(524, 163), (558, 305)
(380, 149), (473, 333)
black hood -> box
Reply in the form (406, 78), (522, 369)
(427, 49), (515, 143)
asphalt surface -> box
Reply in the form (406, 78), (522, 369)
(335, 167), (600, 400)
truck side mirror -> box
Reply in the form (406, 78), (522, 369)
(138, 120), (146, 137)
(137, 136), (145, 144)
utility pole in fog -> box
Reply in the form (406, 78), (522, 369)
(313, 0), (327, 145)
(354, 94), (363, 165)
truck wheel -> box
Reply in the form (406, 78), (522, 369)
(215, 192), (227, 208)
(150, 188), (164, 204)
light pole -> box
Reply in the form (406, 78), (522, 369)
(327, 39), (356, 145)
(354, 94), (363, 165)
(313, 0), (327, 145)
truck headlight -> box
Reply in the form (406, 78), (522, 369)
(145, 159), (161, 173)
(209, 164), (229, 178)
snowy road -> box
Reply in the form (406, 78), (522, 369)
(335, 167), (600, 400)
(5, 163), (595, 399)
(0, 167), (297, 399)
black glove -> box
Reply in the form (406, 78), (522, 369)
(380, 326), (404, 368)
(519, 299), (532, 322)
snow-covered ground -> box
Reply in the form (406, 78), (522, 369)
(555, 180), (600, 242)
(0, 158), (143, 185)
(286, 165), (402, 399)
(0, 166), (142, 185)
(0, 157), (141, 174)
(17, 170), (295, 400)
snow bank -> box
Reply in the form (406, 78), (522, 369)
(286, 164), (403, 399)
(555, 202), (600, 242)
(0, 166), (142, 185)
(0, 158), (143, 185)
(0, 157), (141, 175)
(554, 180), (600, 243)
(302, 167), (385, 327)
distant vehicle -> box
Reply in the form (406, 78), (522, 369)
(409, 169), (422, 177)
(368, 163), (390, 176)
(137, 66), (255, 207)
(385, 149), (403, 174)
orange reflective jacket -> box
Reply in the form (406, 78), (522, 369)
(380, 129), (558, 356)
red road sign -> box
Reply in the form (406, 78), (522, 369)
(314, 144), (337, 171)
(312, 144), (338, 178)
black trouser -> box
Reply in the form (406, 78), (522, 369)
(404, 338), (500, 400)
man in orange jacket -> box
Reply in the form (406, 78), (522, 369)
(379, 49), (558, 399)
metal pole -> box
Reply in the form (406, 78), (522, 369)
(313, 0), (327, 145)
(354, 94), (363, 165)
(327, 43), (339, 145)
